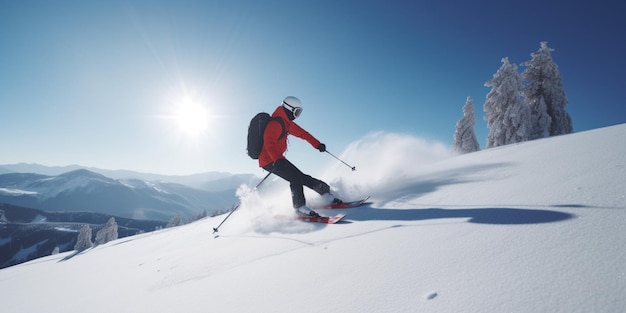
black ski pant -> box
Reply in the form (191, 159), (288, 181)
(263, 158), (330, 209)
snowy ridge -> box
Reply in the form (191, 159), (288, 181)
(0, 169), (115, 198)
(0, 124), (624, 313)
(118, 179), (171, 194)
(0, 169), (239, 221)
(0, 187), (38, 196)
(0, 164), (245, 189)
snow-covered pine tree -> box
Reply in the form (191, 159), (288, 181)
(0, 210), (7, 223)
(166, 215), (183, 228)
(95, 217), (118, 245)
(522, 41), (573, 137)
(484, 57), (531, 148)
(526, 95), (552, 139)
(74, 224), (93, 252)
(453, 96), (480, 154)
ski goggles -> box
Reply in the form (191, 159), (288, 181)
(282, 101), (302, 118)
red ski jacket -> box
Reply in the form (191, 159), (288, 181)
(258, 106), (321, 168)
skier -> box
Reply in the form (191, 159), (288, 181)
(259, 96), (342, 217)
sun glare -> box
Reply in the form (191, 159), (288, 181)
(174, 98), (210, 136)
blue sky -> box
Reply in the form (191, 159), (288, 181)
(1, 0), (624, 176)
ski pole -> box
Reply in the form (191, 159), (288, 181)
(326, 150), (356, 171)
(212, 172), (272, 235)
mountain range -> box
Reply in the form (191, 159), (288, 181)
(0, 167), (256, 268)
(0, 167), (255, 221)
(0, 163), (250, 190)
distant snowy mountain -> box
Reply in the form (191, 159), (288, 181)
(1, 124), (624, 313)
(0, 163), (253, 190)
(0, 169), (240, 221)
(0, 168), (250, 268)
(0, 164), (84, 176)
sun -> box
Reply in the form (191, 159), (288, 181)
(173, 98), (210, 136)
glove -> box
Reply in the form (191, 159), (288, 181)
(317, 143), (326, 152)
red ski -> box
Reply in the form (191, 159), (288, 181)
(316, 196), (370, 209)
(295, 213), (347, 224)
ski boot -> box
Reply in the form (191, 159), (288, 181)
(295, 205), (321, 217)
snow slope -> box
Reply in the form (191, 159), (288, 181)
(1, 124), (625, 313)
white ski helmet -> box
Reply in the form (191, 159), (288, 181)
(282, 96), (303, 118)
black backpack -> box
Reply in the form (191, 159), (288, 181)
(246, 112), (286, 159)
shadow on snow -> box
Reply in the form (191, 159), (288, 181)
(343, 205), (575, 225)
(333, 161), (576, 225)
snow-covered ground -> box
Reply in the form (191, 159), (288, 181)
(1, 124), (624, 313)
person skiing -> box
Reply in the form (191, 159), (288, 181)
(259, 96), (342, 217)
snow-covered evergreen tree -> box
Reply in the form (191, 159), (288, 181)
(74, 224), (93, 252)
(95, 217), (118, 245)
(522, 41), (573, 137)
(189, 210), (208, 223)
(453, 96), (480, 154)
(484, 57), (531, 148)
(166, 215), (183, 228)
(526, 95), (552, 139)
